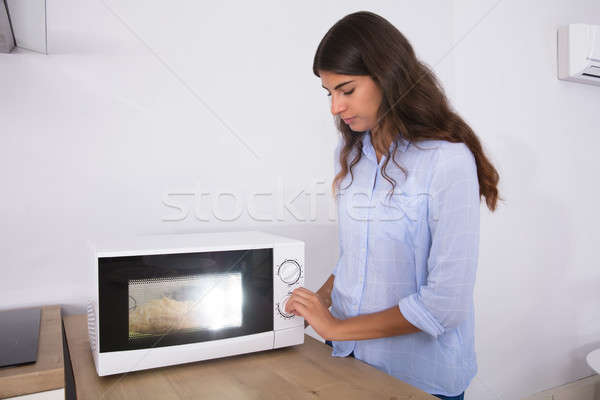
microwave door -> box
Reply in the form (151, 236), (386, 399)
(98, 249), (274, 353)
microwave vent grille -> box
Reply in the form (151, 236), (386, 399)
(87, 302), (97, 353)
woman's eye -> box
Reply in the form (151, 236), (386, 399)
(325, 88), (354, 97)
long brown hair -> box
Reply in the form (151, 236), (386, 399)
(313, 11), (500, 211)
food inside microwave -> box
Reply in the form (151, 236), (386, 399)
(128, 273), (243, 338)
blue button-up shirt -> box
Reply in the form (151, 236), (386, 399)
(330, 131), (480, 396)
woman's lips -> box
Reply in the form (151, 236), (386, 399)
(343, 117), (355, 124)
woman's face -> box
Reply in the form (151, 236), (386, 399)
(319, 70), (383, 132)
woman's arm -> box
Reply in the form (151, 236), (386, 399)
(303, 274), (335, 328)
(287, 287), (421, 340)
(398, 143), (480, 338)
(316, 274), (334, 309)
(332, 306), (421, 340)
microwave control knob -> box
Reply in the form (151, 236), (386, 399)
(277, 294), (295, 319)
(278, 259), (302, 285)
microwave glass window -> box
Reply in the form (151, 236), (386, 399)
(128, 273), (243, 339)
(98, 248), (273, 352)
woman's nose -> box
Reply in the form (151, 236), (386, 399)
(330, 95), (347, 116)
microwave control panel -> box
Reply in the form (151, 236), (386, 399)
(273, 242), (305, 330)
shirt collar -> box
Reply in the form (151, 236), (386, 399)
(361, 130), (410, 162)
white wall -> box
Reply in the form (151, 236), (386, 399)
(0, 2), (453, 317)
(451, 1), (600, 399)
(2, 1), (598, 399)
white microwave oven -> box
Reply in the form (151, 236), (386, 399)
(87, 231), (305, 376)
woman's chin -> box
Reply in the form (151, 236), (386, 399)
(349, 124), (369, 134)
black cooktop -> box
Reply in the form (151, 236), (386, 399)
(0, 307), (41, 368)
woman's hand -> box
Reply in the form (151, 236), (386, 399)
(285, 287), (339, 340)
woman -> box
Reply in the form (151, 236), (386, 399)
(284, 11), (500, 400)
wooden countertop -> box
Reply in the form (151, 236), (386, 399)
(0, 305), (64, 398)
(64, 314), (435, 400)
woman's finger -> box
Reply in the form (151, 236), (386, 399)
(291, 288), (320, 304)
(285, 295), (310, 313)
(292, 287), (317, 298)
(288, 300), (309, 318)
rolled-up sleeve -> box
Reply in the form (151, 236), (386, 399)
(399, 143), (480, 338)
